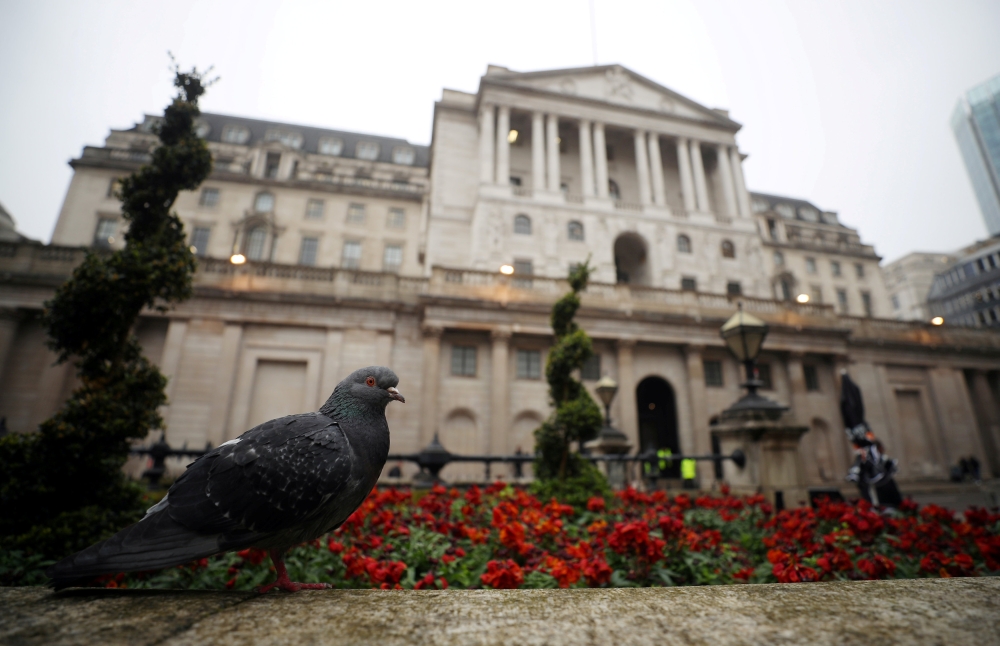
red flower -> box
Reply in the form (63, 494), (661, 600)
(857, 554), (896, 579)
(586, 496), (606, 513)
(608, 521), (666, 562)
(582, 557), (613, 586)
(481, 560), (524, 589)
(545, 556), (581, 588)
(732, 567), (754, 581)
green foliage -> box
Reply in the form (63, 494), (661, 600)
(533, 260), (605, 482)
(0, 61), (214, 572)
(529, 460), (611, 509)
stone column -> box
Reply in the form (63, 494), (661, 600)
(30, 350), (72, 431)
(159, 319), (188, 404)
(648, 133), (666, 207)
(716, 144), (739, 218)
(490, 328), (512, 456)
(676, 138), (695, 213)
(495, 105), (510, 186)
(684, 344), (709, 485)
(593, 122), (609, 198)
(321, 328), (344, 401)
(633, 130), (652, 206)
(968, 370), (1000, 478)
(616, 338), (639, 451)
(0, 307), (21, 383)
(546, 114), (561, 192)
(532, 112), (546, 192)
(579, 120), (595, 197)
(786, 353), (809, 423)
(210, 322), (244, 446)
(729, 146), (752, 218)
(690, 140), (710, 212)
(479, 104), (495, 184)
(420, 325), (443, 447)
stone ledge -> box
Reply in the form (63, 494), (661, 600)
(2, 578), (998, 645)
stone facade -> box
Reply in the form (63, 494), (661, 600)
(2, 64), (1000, 498)
(883, 252), (956, 322)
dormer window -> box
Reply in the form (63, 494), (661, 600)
(264, 129), (303, 149)
(798, 207), (818, 222)
(751, 197), (769, 213)
(392, 146), (415, 165)
(319, 137), (343, 156)
(194, 122), (211, 138)
(775, 204), (795, 219)
(356, 142), (380, 160)
(222, 124), (250, 144)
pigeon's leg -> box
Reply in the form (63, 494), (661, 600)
(256, 549), (332, 593)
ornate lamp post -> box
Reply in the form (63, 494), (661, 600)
(719, 303), (787, 420)
(586, 375), (631, 487)
(595, 375), (619, 427)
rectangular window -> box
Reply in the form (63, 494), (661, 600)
(347, 203), (366, 224)
(451, 345), (477, 377)
(516, 349), (542, 379)
(199, 187), (219, 207)
(383, 245), (403, 272)
(767, 218), (778, 240)
(264, 152), (281, 179)
(805, 257), (817, 274)
(727, 281), (742, 296)
(305, 199), (324, 220)
(318, 137), (343, 156)
(513, 259), (533, 288)
(581, 354), (601, 381)
(804, 365), (820, 391)
(387, 208), (406, 229)
(299, 237), (319, 266)
(773, 251), (784, 266)
(190, 226), (211, 257)
(831, 261), (842, 277)
(681, 277), (697, 291)
(356, 141), (380, 160)
(704, 360), (723, 387)
(861, 291), (873, 317)
(855, 263), (865, 278)
(757, 363), (773, 390)
(107, 177), (121, 198)
(94, 218), (117, 246)
(509, 176), (522, 186)
(837, 289), (848, 313)
(809, 284), (822, 303)
(342, 241), (362, 269)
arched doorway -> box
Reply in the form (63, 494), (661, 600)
(614, 232), (649, 285)
(636, 376), (680, 478)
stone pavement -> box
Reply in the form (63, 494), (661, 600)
(2, 578), (999, 645)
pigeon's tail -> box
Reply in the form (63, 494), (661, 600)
(45, 509), (222, 590)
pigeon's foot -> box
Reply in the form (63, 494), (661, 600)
(256, 548), (332, 593)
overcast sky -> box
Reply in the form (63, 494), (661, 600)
(2, 0), (998, 262)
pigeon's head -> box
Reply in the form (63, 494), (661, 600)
(339, 366), (405, 411)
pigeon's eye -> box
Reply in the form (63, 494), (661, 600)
(365, 376), (376, 387)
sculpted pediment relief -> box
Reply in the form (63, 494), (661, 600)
(494, 65), (725, 123)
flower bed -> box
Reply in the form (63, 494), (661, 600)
(113, 484), (999, 590)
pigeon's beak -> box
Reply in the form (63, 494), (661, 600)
(386, 386), (405, 403)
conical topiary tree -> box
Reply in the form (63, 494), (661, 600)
(532, 259), (607, 500)
(0, 61), (215, 568)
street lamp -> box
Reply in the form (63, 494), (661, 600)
(930, 316), (944, 326)
(719, 303), (787, 420)
(230, 253), (246, 265)
(499, 264), (514, 275)
(594, 375), (619, 426)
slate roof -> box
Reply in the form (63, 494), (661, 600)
(131, 113), (430, 168)
(750, 191), (844, 227)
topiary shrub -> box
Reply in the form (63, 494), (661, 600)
(0, 61), (215, 576)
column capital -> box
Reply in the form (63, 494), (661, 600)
(491, 326), (513, 341)
(684, 343), (706, 355)
(617, 336), (637, 350)
(422, 324), (444, 339)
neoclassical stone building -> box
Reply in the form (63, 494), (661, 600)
(2, 64), (999, 497)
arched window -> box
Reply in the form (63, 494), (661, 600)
(514, 214), (532, 235)
(246, 227), (268, 261)
(567, 220), (584, 241)
(608, 179), (621, 200)
(254, 192), (274, 213)
(721, 239), (735, 258)
(677, 234), (691, 253)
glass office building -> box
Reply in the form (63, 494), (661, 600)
(952, 73), (1000, 236)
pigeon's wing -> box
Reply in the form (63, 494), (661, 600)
(166, 412), (357, 536)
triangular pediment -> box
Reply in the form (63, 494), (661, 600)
(485, 65), (735, 126)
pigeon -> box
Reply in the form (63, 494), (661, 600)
(47, 366), (404, 593)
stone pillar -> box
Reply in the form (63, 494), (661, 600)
(648, 133), (666, 207)
(593, 122), (609, 198)
(579, 120), (595, 197)
(786, 353), (810, 424)
(211, 322), (244, 446)
(479, 104), (495, 184)
(321, 328), (344, 401)
(716, 144), (739, 218)
(684, 344), (709, 485)
(532, 112), (546, 192)
(546, 114), (561, 192)
(490, 328), (512, 456)
(0, 308), (21, 383)
(495, 105), (510, 186)
(690, 140), (710, 212)
(968, 370), (1000, 478)
(420, 326), (443, 447)
(676, 138), (696, 213)
(159, 319), (188, 404)
(729, 146), (752, 217)
(31, 347), (72, 430)
(616, 338), (639, 451)
(633, 130), (652, 206)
